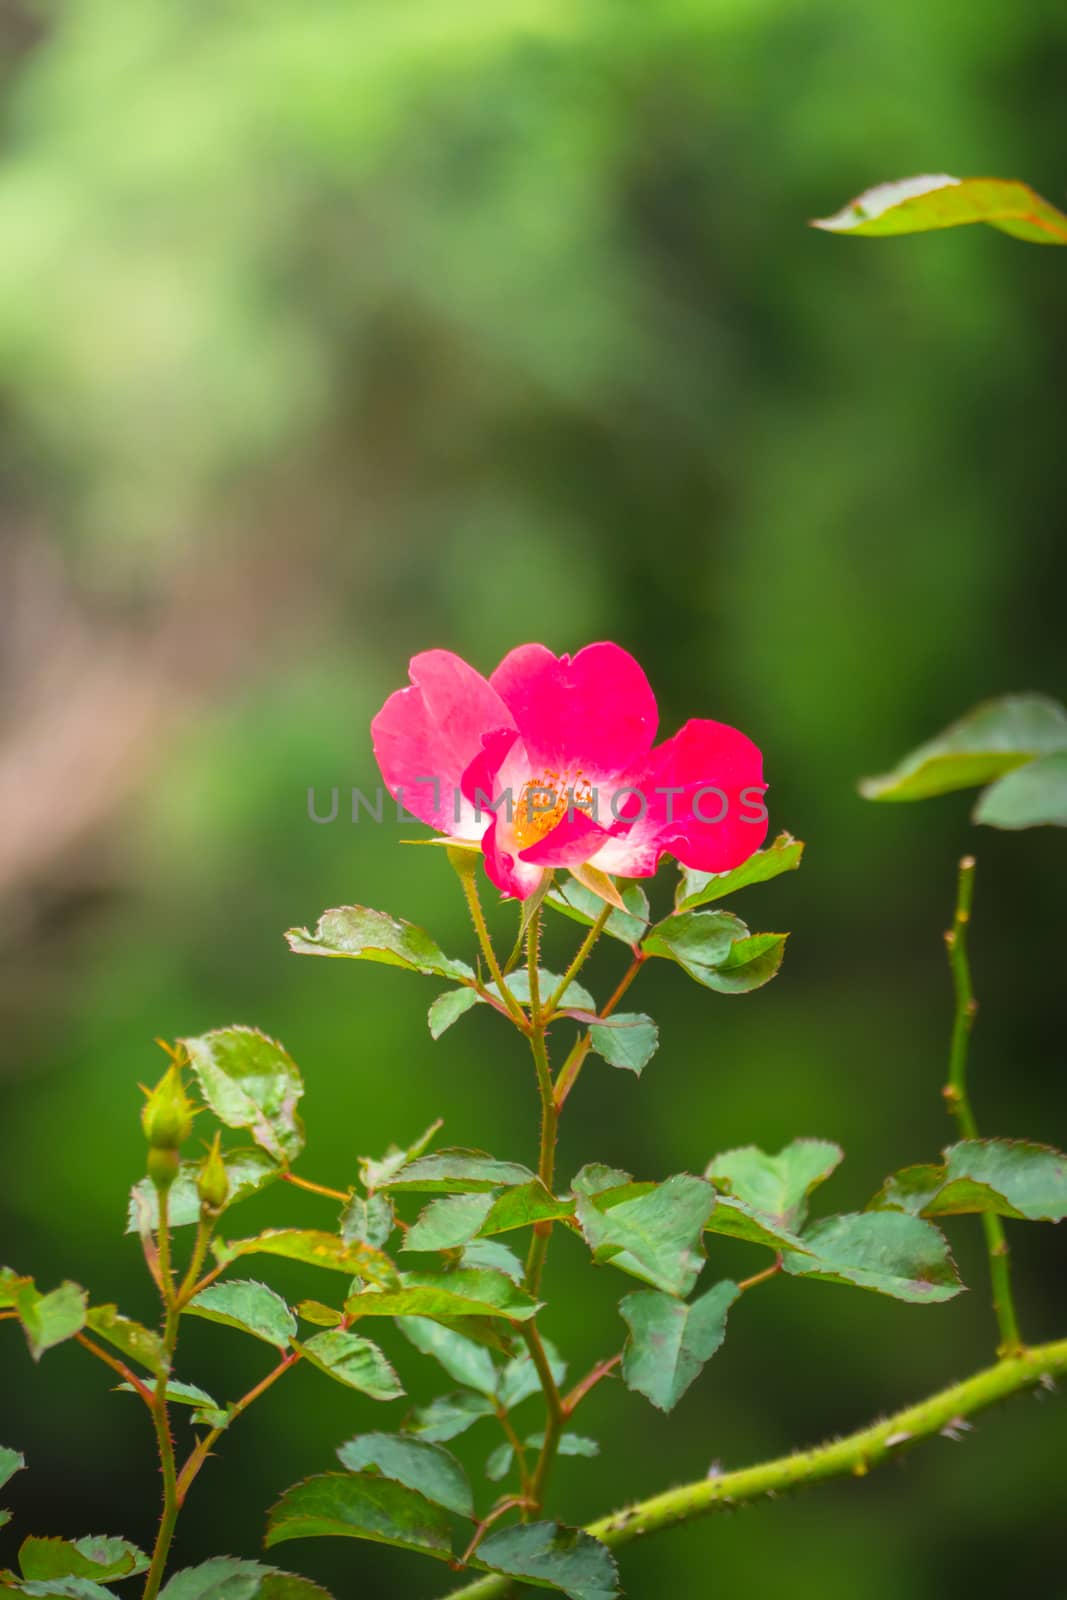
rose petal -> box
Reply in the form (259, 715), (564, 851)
(517, 809), (621, 868)
(490, 642), (658, 778)
(372, 650), (516, 837)
(481, 814), (546, 900)
(592, 718), (768, 876)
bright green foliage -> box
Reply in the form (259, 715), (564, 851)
(182, 1027), (305, 1164)
(859, 694), (1067, 812)
(405, 1183), (572, 1252)
(427, 988), (480, 1038)
(643, 911), (786, 994)
(381, 1150), (538, 1193)
(703, 1195), (810, 1254)
(336, 1434), (473, 1518)
(339, 1192), (395, 1249)
(127, 1148), (280, 1233)
(216, 1230), (396, 1284)
(574, 1174), (715, 1297)
(358, 1122), (442, 1192)
(461, 1239), (525, 1281)
(486, 971), (595, 1012)
(4, 1277), (87, 1363)
(159, 1559), (334, 1598)
(84, 1307), (164, 1375)
(405, 1391), (496, 1443)
(296, 1302), (342, 1328)
(584, 1015), (658, 1074)
(115, 1378), (228, 1428)
(296, 1331), (403, 1400)
(265, 1472), (454, 1559)
(186, 1281), (297, 1351)
(812, 175), (1067, 243)
(9, 1579), (124, 1598)
(546, 879), (650, 945)
(973, 752), (1067, 829)
(18, 1536), (149, 1584)
(675, 833), (805, 910)
(345, 1269), (539, 1323)
(1, 1445), (25, 1529)
(869, 1139), (1067, 1222)
(706, 1139), (843, 1231)
(782, 1213), (963, 1302)
(470, 1521), (619, 1599)
(620, 1281), (739, 1412)
(285, 906), (473, 982)
(397, 1318), (498, 1395)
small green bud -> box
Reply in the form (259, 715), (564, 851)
(141, 1062), (195, 1151)
(197, 1133), (229, 1213)
(147, 1146), (181, 1192)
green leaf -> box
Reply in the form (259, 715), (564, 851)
(381, 1150), (538, 1194)
(485, 1441), (514, 1482)
(471, 1521), (619, 1599)
(159, 1558), (334, 1599)
(1, 1445), (26, 1492)
(19, 1537), (149, 1584)
(575, 1176), (715, 1297)
(216, 1231), (396, 1285)
(265, 1473), (453, 1560)
(676, 833), (805, 910)
(480, 1183), (575, 1236)
(337, 1434), (473, 1519)
(84, 1307), (164, 1375)
(870, 1139), (1067, 1222)
(182, 1027), (305, 1164)
(620, 1281), (739, 1413)
(461, 1240), (525, 1282)
(566, 864), (628, 913)
(643, 909), (747, 971)
(812, 174), (1067, 244)
(297, 1331), (403, 1400)
(782, 1213), (963, 1302)
(692, 932), (788, 994)
(126, 1148), (280, 1234)
(359, 1121), (442, 1193)
(973, 750), (1067, 829)
(9, 1279), (87, 1362)
(405, 1194), (495, 1252)
(528, 1432), (599, 1459)
(14, 1581), (122, 1599)
(297, 1301), (342, 1328)
(705, 1139), (843, 1231)
(704, 1195), (810, 1255)
(497, 1340), (567, 1410)
(583, 1015), (658, 1075)
(115, 1377), (228, 1427)
(397, 1317), (498, 1395)
(570, 1165), (632, 1198)
(405, 1391), (495, 1442)
(859, 694), (1067, 802)
(185, 1281), (296, 1351)
(546, 879), (650, 945)
(346, 1270), (539, 1324)
(286, 907), (473, 983)
(427, 988), (480, 1039)
(339, 1193), (394, 1250)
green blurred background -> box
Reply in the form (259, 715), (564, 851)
(1, 1), (1065, 1594)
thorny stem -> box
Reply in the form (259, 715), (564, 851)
(441, 1339), (1067, 1599)
(453, 854), (528, 1031)
(943, 856), (1022, 1357)
(142, 1183), (181, 1600)
(554, 950), (645, 1110)
(459, 1497), (534, 1566)
(75, 1333), (154, 1404)
(562, 1354), (622, 1417)
(175, 1351), (301, 1502)
(523, 913), (556, 1299)
(493, 1407), (532, 1504)
(545, 903), (613, 1016)
(279, 1171), (352, 1204)
(176, 1214), (213, 1308)
(520, 1323), (566, 1514)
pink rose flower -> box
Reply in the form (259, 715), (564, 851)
(372, 643), (768, 899)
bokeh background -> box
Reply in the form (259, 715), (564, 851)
(2, 1), (1065, 1595)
